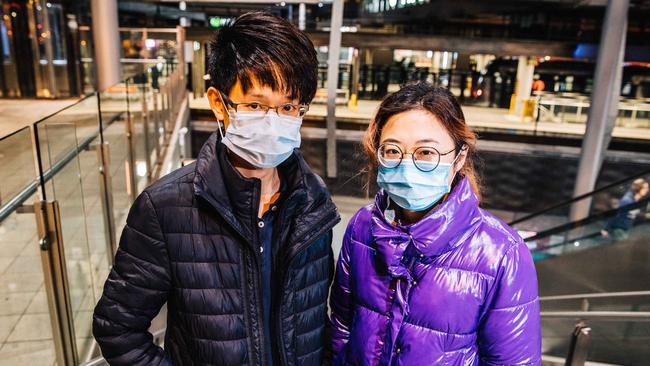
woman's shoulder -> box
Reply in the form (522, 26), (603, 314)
(343, 204), (375, 243)
(473, 207), (525, 249)
(449, 207), (531, 277)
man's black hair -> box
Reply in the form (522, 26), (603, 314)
(208, 11), (318, 104)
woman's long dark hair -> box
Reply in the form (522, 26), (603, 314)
(363, 82), (482, 200)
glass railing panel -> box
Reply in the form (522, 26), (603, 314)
(34, 94), (111, 362)
(0, 128), (35, 208)
(143, 82), (159, 173)
(126, 76), (151, 194)
(99, 86), (132, 237)
(0, 129), (58, 365)
(0, 196), (58, 365)
(137, 74), (159, 173)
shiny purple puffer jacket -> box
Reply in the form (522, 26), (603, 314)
(329, 177), (541, 365)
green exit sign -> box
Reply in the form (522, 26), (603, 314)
(209, 17), (231, 28)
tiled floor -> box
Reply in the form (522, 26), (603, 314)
(0, 202), (57, 366)
(0, 99), (78, 138)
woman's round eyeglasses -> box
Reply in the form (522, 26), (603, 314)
(219, 90), (309, 117)
(378, 143), (457, 172)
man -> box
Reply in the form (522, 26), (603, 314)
(93, 12), (340, 366)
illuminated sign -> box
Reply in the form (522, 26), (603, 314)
(209, 16), (232, 28)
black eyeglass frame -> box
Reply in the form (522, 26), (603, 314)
(377, 143), (460, 172)
(218, 90), (309, 117)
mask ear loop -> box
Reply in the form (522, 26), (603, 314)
(215, 91), (230, 139)
(450, 144), (468, 182)
(217, 120), (225, 139)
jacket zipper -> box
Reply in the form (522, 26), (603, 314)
(273, 210), (340, 366)
(250, 182), (270, 366)
(197, 188), (339, 366)
(196, 189), (269, 366)
(242, 251), (261, 366)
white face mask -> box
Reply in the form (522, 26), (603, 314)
(219, 110), (302, 169)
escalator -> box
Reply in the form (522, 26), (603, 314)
(507, 169), (650, 365)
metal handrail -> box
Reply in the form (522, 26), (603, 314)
(540, 290), (650, 302)
(0, 180), (39, 224)
(524, 196), (650, 243)
(509, 168), (650, 226)
(0, 112), (122, 223)
(540, 311), (650, 321)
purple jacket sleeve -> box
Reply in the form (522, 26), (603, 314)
(478, 242), (542, 365)
(329, 214), (357, 363)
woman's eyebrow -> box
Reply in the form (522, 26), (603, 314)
(415, 138), (439, 144)
(382, 138), (401, 144)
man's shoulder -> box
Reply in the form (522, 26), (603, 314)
(144, 162), (197, 208)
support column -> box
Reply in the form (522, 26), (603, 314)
(176, 25), (186, 79)
(349, 48), (360, 110)
(326, 0), (344, 178)
(570, 0), (628, 222)
(298, 3), (306, 30)
(512, 56), (535, 117)
(91, 0), (121, 91)
(432, 51), (442, 73)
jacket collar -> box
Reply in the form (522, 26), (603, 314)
(193, 131), (338, 248)
(371, 177), (480, 274)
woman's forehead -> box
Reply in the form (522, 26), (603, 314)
(380, 110), (454, 146)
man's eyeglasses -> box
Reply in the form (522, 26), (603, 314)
(219, 91), (309, 118)
(378, 143), (457, 172)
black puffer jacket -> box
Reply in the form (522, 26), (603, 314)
(93, 132), (340, 366)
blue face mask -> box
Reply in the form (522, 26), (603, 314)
(220, 110), (302, 168)
(377, 155), (460, 212)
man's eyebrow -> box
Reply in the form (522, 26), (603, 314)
(248, 93), (296, 104)
(249, 93), (269, 99)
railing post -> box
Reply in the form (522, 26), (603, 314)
(34, 200), (78, 366)
(125, 78), (137, 202)
(160, 86), (167, 133)
(166, 84), (172, 131)
(97, 91), (117, 261)
(141, 82), (152, 183)
(153, 89), (161, 160)
(565, 321), (591, 366)
(97, 142), (117, 261)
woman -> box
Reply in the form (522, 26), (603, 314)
(329, 82), (541, 365)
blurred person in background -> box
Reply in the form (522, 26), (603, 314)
(602, 178), (650, 241)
